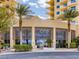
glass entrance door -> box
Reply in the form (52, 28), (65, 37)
(35, 28), (52, 48)
(56, 40), (67, 48)
(56, 29), (67, 48)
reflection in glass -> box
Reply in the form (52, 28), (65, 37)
(14, 27), (32, 45)
(35, 28), (52, 47)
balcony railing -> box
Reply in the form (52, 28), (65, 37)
(47, 6), (54, 10)
(48, 12), (54, 15)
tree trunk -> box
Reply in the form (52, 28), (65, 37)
(0, 32), (3, 52)
(19, 16), (22, 45)
(67, 20), (71, 48)
(68, 20), (70, 32)
(20, 30), (22, 45)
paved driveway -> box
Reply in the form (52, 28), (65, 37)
(0, 52), (79, 59)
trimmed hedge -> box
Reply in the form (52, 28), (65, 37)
(46, 39), (52, 47)
(14, 44), (32, 52)
(70, 42), (77, 48)
(3, 44), (10, 47)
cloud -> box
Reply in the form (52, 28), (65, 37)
(38, 15), (50, 20)
(29, 0), (49, 8)
(16, 0), (29, 4)
(29, 2), (39, 8)
(23, 0), (29, 3)
(37, 0), (50, 8)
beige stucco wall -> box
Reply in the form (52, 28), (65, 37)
(9, 16), (79, 48)
(13, 16), (77, 31)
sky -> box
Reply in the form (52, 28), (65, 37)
(16, 0), (49, 19)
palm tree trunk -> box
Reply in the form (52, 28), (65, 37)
(20, 30), (22, 45)
(19, 16), (22, 45)
(67, 20), (71, 48)
(0, 32), (3, 52)
(68, 20), (70, 32)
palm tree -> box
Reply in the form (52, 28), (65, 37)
(0, 7), (14, 51)
(58, 9), (79, 48)
(16, 4), (31, 45)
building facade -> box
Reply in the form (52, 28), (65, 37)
(48, 0), (79, 19)
(1, 0), (79, 49)
(3, 16), (79, 49)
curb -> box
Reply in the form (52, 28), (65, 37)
(1, 50), (79, 56)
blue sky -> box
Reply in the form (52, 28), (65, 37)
(16, 0), (49, 19)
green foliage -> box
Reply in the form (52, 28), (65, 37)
(0, 43), (2, 49)
(14, 44), (32, 52)
(58, 9), (79, 48)
(0, 7), (14, 48)
(57, 9), (79, 21)
(3, 43), (10, 47)
(46, 39), (52, 47)
(16, 3), (31, 16)
(70, 41), (77, 48)
(0, 7), (13, 32)
(16, 3), (31, 44)
(16, 3), (31, 29)
(74, 36), (79, 46)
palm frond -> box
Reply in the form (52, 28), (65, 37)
(0, 7), (13, 32)
(16, 4), (31, 16)
(57, 9), (79, 21)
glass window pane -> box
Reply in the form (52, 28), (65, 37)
(14, 27), (32, 45)
(35, 28), (52, 47)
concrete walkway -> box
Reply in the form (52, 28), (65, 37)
(0, 48), (78, 55)
(32, 48), (78, 52)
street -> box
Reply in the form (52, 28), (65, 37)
(0, 52), (79, 59)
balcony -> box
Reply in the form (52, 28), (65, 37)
(47, 0), (54, 6)
(48, 12), (54, 15)
(60, 7), (67, 11)
(60, 0), (68, 5)
(48, 6), (54, 10)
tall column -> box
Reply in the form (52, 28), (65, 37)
(68, 31), (71, 48)
(10, 27), (14, 49)
(53, 28), (56, 49)
(20, 30), (23, 45)
(32, 27), (36, 49)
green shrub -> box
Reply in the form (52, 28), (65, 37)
(3, 43), (10, 47)
(75, 36), (79, 46)
(46, 39), (52, 47)
(3, 43), (10, 49)
(70, 42), (77, 48)
(14, 44), (32, 52)
(0, 44), (1, 48)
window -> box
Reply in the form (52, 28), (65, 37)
(35, 28), (52, 47)
(57, 0), (60, 2)
(4, 31), (10, 44)
(56, 29), (67, 40)
(71, 30), (75, 40)
(57, 11), (60, 14)
(71, 0), (76, 3)
(71, 6), (76, 10)
(14, 27), (32, 44)
(57, 5), (60, 8)
(64, 4), (67, 7)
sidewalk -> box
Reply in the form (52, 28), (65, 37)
(32, 48), (78, 52)
(0, 48), (78, 55)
